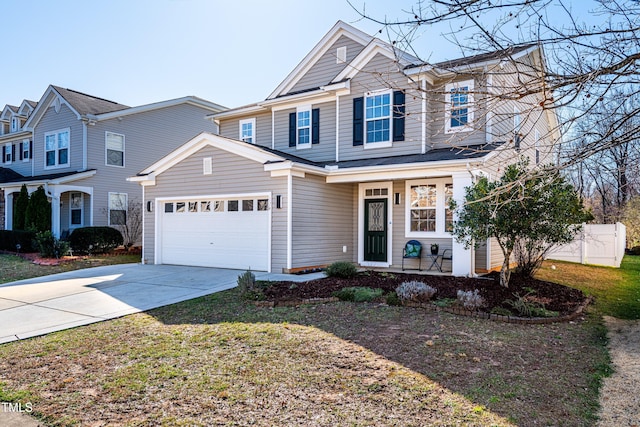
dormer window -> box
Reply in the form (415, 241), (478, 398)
(239, 118), (256, 143)
(11, 117), (20, 132)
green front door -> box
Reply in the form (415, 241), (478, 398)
(364, 198), (387, 262)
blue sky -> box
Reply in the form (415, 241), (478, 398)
(1, 0), (427, 109)
(2, 0), (593, 110)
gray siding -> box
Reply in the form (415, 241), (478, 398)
(1, 137), (32, 176)
(389, 180), (453, 270)
(338, 53), (424, 161)
(291, 174), (355, 268)
(32, 104), (84, 175)
(273, 100), (337, 162)
(142, 146), (288, 271)
(289, 35), (366, 94)
(219, 111), (272, 149)
(82, 103), (218, 230)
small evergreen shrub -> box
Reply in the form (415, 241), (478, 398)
(69, 227), (123, 254)
(0, 230), (36, 252)
(505, 292), (559, 318)
(237, 270), (264, 301)
(385, 291), (402, 306)
(432, 298), (457, 308)
(34, 231), (70, 259)
(395, 281), (437, 303)
(332, 286), (383, 302)
(457, 289), (485, 310)
(627, 246), (640, 256)
(325, 261), (357, 279)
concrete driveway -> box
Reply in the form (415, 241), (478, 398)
(0, 264), (324, 344)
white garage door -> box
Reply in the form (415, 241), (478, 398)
(159, 197), (270, 271)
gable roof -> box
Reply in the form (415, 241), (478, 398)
(267, 21), (373, 100)
(51, 86), (130, 115)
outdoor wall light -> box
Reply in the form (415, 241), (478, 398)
(276, 195), (282, 209)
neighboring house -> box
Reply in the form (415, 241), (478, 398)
(131, 21), (559, 275)
(0, 85), (225, 239)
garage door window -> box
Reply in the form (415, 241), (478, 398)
(176, 202), (186, 213)
(242, 200), (254, 211)
(188, 202), (198, 213)
(214, 201), (224, 212)
(165, 203), (173, 213)
(228, 200), (239, 211)
(258, 199), (269, 211)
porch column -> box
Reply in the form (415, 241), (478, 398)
(5, 191), (13, 230)
(451, 172), (474, 276)
(49, 192), (61, 238)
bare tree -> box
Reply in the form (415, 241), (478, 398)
(102, 198), (142, 248)
(350, 0), (640, 169)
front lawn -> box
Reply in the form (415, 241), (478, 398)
(536, 255), (640, 319)
(0, 285), (609, 426)
(0, 253), (141, 285)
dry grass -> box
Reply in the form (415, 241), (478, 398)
(0, 287), (609, 426)
(0, 254), (141, 285)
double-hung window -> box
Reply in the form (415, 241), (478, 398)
(11, 117), (19, 132)
(44, 128), (70, 168)
(3, 144), (12, 164)
(297, 107), (311, 147)
(106, 132), (125, 167)
(109, 192), (127, 226)
(70, 192), (83, 227)
(365, 90), (391, 145)
(21, 140), (30, 161)
(239, 118), (256, 143)
(445, 80), (474, 133)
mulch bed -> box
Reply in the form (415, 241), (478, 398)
(263, 271), (586, 316)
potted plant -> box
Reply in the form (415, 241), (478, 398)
(430, 243), (439, 255)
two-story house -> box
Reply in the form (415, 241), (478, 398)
(131, 21), (559, 275)
(0, 85), (225, 239)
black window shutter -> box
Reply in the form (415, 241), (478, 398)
(11, 144), (16, 162)
(29, 140), (33, 159)
(289, 112), (296, 147)
(1, 146), (4, 163)
(353, 97), (364, 146)
(392, 90), (405, 142)
(19, 143), (23, 160)
(312, 108), (320, 144)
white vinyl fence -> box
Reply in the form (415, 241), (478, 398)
(547, 223), (626, 268)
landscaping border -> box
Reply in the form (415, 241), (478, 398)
(255, 296), (593, 324)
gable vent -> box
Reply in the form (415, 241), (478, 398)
(203, 157), (212, 175)
(336, 46), (347, 64)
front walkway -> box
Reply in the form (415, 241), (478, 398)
(0, 264), (324, 344)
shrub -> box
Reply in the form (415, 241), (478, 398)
(627, 246), (640, 256)
(457, 289), (485, 310)
(432, 298), (457, 308)
(332, 287), (383, 302)
(0, 230), (36, 252)
(69, 227), (123, 254)
(385, 291), (402, 306)
(505, 292), (558, 318)
(395, 281), (437, 303)
(237, 270), (265, 301)
(34, 231), (70, 259)
(325, 261), (357, 279)
(25, 186), (51, 233)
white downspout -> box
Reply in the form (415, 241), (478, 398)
(82, 121), (88, 170)
(271, 110), (275, 150)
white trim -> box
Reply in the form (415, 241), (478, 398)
(108, 192), (128, 226)
(82, 121), (88, 170)
(444, 79), (475, 134)
(363, 89), (393, 147)
(268, 21), (372, 99)
(133, 133), (284, 180)
(405, 178), (453, 239)
(336, 46), (347, 64)
(271, 110), (275, 150)
(105, 131), (125, 168)
(485, 73), (493, 143)
(154, 192), (272, 272)
(203, 157), (213, 175)
(287, 174), (293, 271)
(358, 182), (393, 267)
(69, 192), (84, 228)
(43, 127), (71, 170)
(295, 105), (312, 149)
(333, 40), (417, 83)
(21, 139), (30, 162)
(89, 96), (225, 122)
(421, 79), (427, 154)
(239, 118), (256, 143)
(335, 94), (340, 162)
